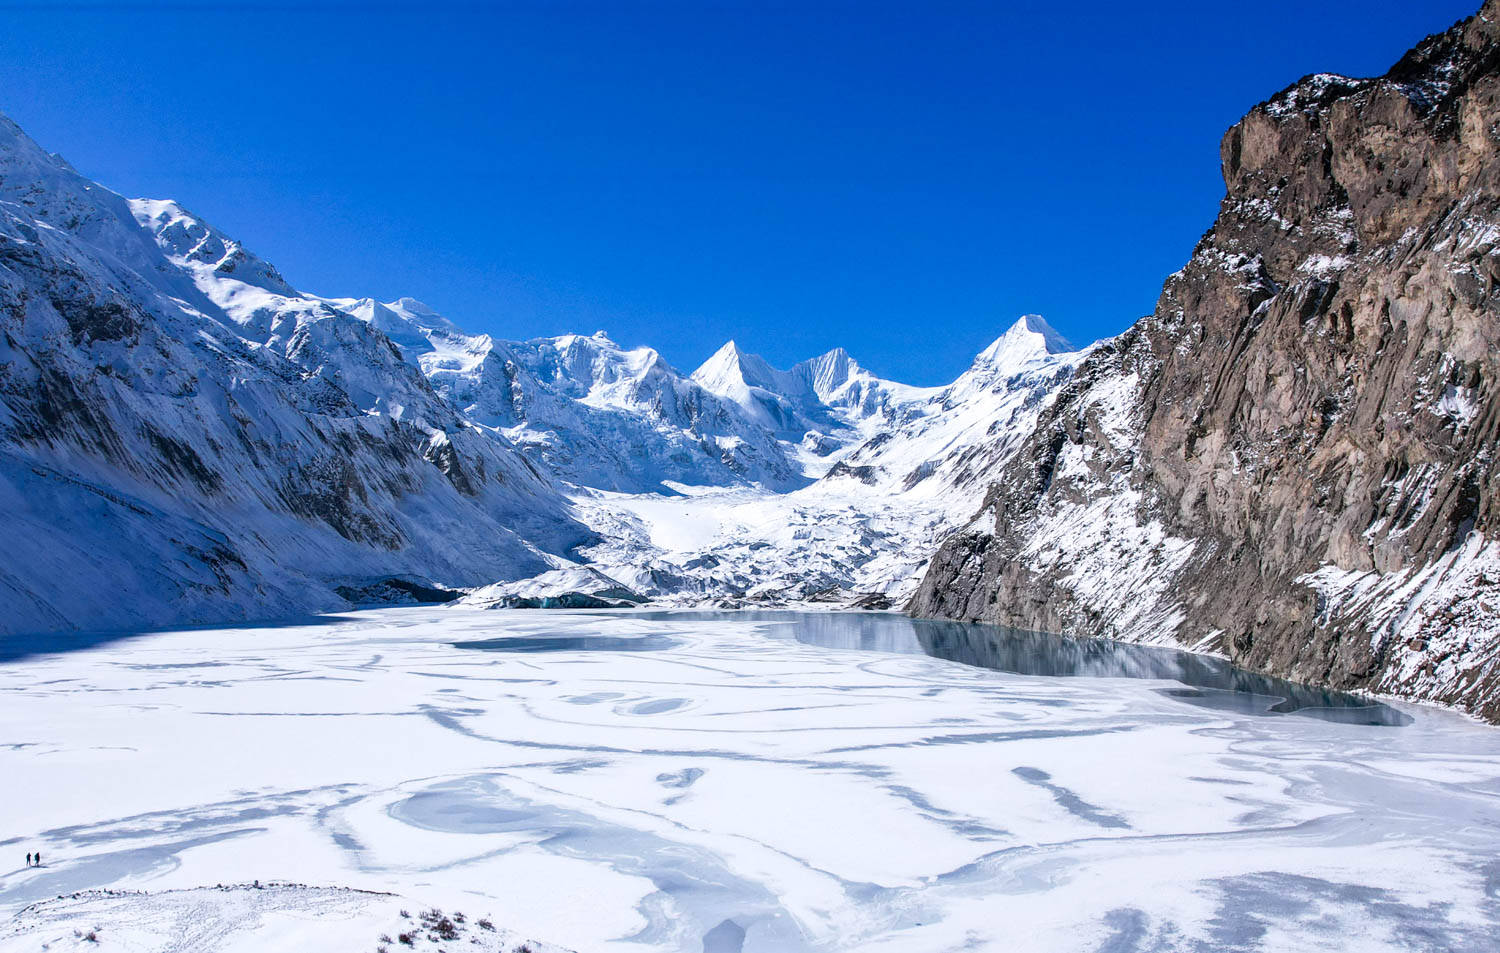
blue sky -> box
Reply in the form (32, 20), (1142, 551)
(0, 0), (1477, 383)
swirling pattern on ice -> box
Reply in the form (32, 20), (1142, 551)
(0, 607), (1497, 953)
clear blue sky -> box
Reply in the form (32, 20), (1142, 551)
(0, 0), (1478, 383)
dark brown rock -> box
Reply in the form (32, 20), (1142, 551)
(911, 2), (1500, 722)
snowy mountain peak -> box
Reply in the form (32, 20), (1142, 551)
(130, 198), (296, 299)
(333, 297), (461, 357)
(693, 339), (745, 377)
(388, 296), (458, 329)
(797, 347), (859, 400)
(692, 340), (788, 395)
(974, 315), (1075, 368)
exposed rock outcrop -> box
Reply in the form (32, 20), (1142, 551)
(910, 3), (1500, 721)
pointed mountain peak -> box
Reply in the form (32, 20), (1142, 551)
(704, 339), (744, 362)
(796, 346), (862, 398)
(810, 345), (853, 369)
(975, 315), (1075, 366)
(693, 340), (817, 413)
(693, 340), (759, 383)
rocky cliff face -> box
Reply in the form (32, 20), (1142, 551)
(910, 2), (1500, 721)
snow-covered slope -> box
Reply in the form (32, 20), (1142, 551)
(331, 298), (939, 495)
(570, 320), (1085, 604)
(823, 314), (1081, 509)
(0, 112), (591, 636)
(0, 105), (1089, 634)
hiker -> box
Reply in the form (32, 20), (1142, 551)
(33, 851), (40, 867)
(25, 852), (30, 867)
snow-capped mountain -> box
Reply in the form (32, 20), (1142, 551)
(822, 314), (1080, 506)
(307, 277), (974, 500)
(691, 340), (937, 460)
(336, 311), (814, 493)
(0, 90), (1097, 642)
(0, 113), (591, 635)
(329, 294), (941, 495)
(570, 319), (1084, 604)
(7, 0), (1492, 727)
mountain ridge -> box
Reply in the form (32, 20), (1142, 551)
(0, 103), (1084, 632)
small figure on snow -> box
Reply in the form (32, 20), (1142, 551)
(25, 852), (31, 866)
(33, 851), (40, 867)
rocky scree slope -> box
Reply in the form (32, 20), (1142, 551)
(0, 115), (590, 636)
(911, 2), (1500, 721)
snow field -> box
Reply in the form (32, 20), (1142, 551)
(2, 608), (1498, 951)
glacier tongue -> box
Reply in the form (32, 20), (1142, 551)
(563, 332), (1086, 606)
(326, 289), (1086, 606)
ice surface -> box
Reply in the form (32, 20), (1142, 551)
(1, 609), (1496, 952)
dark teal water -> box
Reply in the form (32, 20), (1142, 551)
(458, 610), (1411, 726)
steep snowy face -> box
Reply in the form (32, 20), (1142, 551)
(129, 200), (462, 429)
(691, 339), (925, 439)
(912, 1), (1500, 722)
(691, 340), (834, 437)
(793, 346), (934, 424)
(971, 313), (1074, 368)
(0, 113), (590, 637)
(492, 332), (814, 491)
(822, 315), (1085, 509)
(324, 310), (820, 492)
(514, 332), (694, 417)
(131, 198), (297, 306)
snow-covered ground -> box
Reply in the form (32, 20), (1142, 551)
(0, 885), (566, 953)
(2, 609), (1497, 952)
(568, 482), (957, 603)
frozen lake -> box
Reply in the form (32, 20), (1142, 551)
(1, 608), (1498, 952)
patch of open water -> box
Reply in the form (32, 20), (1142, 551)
(459, 610), (1410, 726)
